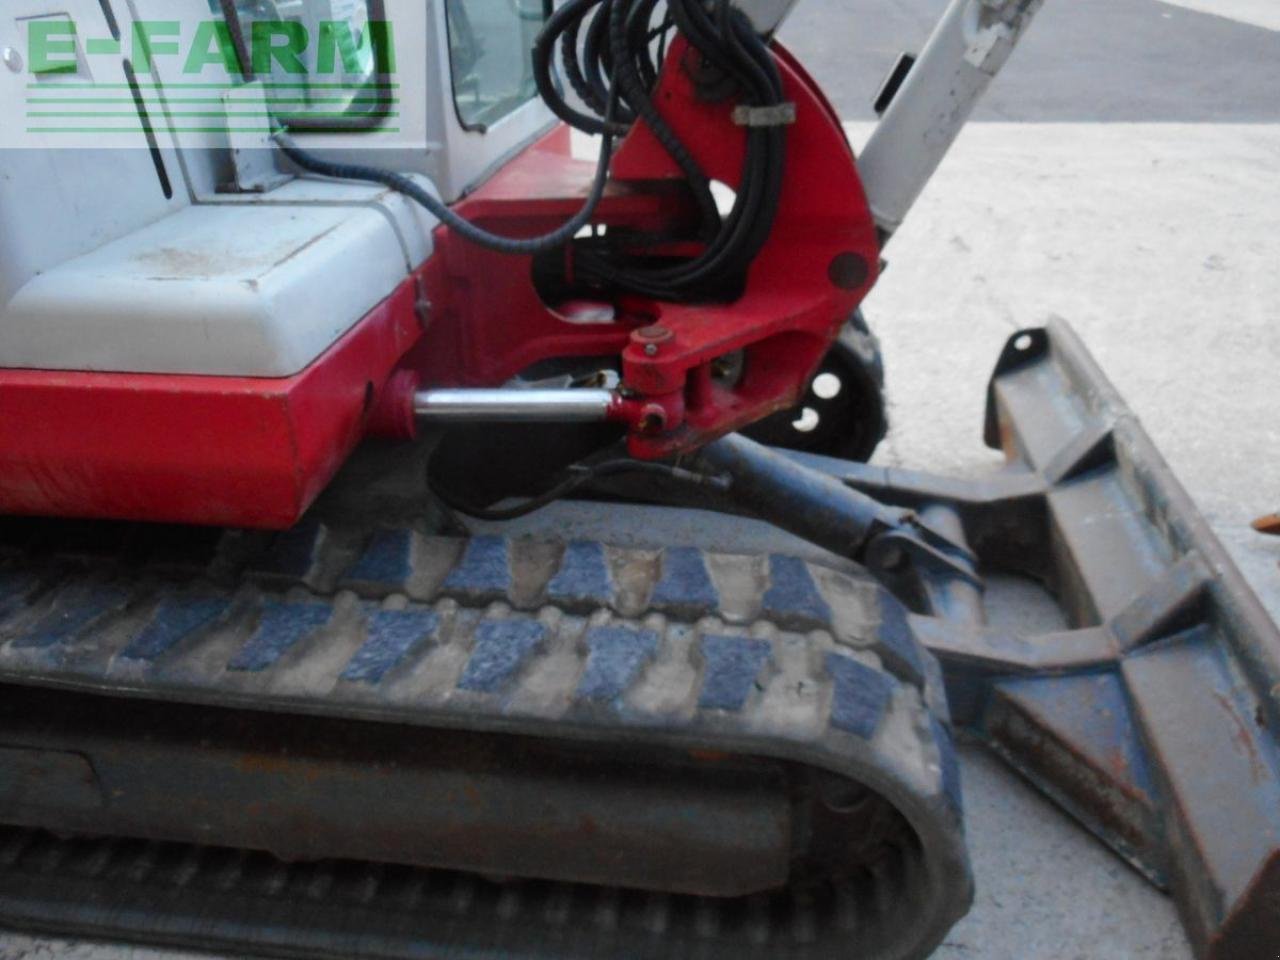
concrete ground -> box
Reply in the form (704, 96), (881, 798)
(852, 120), (1279, 960)
(791, 0), (1280, 952)
(805, 1), (1280, 952)
(2, 2), (1276, 959)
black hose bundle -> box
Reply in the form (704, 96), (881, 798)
(534, 0), (788, 301)
(275, 0), (788, 302)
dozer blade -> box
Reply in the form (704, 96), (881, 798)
(797, 318), (1280, 959)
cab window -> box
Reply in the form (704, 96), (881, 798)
(446, 0), (547, 130)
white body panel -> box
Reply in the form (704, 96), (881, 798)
(1, 179), (438, 377)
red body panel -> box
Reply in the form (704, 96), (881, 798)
(416, 38), (879, 457)
(0, 41), (877, 528)
(0, 268), (425, 528)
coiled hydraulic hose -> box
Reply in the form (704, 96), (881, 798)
(536, 0), (787, 301)
(235, 0), (787, 298)
(274, 80), (620, 256)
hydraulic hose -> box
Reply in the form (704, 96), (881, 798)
(250, 0), (788, 300)
(274, 77), (619, 255)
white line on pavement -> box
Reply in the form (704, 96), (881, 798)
(1153, 0), (1280, 32)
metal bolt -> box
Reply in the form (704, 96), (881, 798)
(644, 343), (658, 357)
(2, 48), (22, 74)
(634, 324), (673, 344)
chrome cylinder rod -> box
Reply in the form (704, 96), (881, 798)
(413, 388), (615, 423)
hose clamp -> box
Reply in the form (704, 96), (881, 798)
(731, 102), (797, 127)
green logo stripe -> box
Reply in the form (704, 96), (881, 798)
(27, 111), (401, 118)
(20, 17), (404, 140)
(27, 97), (398, 105)
(27, 126), (403, 134)
(26, 82), (400, 90)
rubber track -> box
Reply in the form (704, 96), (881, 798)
(0, 518), (972, 960)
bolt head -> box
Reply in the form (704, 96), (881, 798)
(644, 343), (658, 357)
(2, 48), (23, 73)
